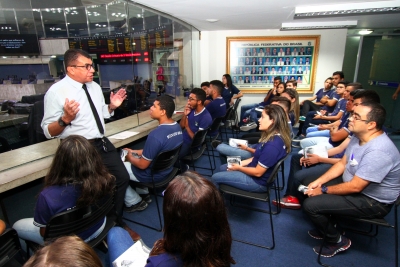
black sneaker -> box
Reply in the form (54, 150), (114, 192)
(313, 235), (351, 257)
(308, 229), (323, 240)
(124, 200), (148, 213)
(212, 140), (222, 149)
(140, 194), (152, 203)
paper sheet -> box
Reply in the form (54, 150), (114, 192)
(108, 131), (139, 140)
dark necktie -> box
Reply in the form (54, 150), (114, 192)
(82, 84), (104, 135)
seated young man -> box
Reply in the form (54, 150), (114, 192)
(205, 80), (227, 136)
(178, 88), (212, 170)
(303, 102), (400, 258)
(122, 96), (183, 212)
(201, 81), (212, 106)
(299, 81), (348, 137)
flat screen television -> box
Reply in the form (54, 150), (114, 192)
(0, 34), (40, 55)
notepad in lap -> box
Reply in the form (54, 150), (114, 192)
(227, 156), (241, 168)
(112, 240), (151, 267)
(229, 138), (248, 148)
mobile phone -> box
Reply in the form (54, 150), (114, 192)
(316, 111), (321, 115)
(132, 152), (141, 159)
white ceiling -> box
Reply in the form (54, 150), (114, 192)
(131, 0), (400, 31)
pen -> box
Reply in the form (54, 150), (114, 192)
(351, 153), (354, 161)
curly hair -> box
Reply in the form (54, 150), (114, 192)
(44, 135), (115, 207)
(150, 172), (235, 267)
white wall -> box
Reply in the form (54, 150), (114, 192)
(199, 29), (347, 107)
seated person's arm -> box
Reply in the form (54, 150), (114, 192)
(263, 90), (273, 102)
(40, 227), (46, 237)
(124, 148), (150, 169)
(228, 163), (267, 178)
(330, 127), (349, 142)
(314, 111), (343, 121)
(327, 137), (350, 157)
(300, 154), (341, 166)
(237, 143), (256, 154)
(324, 98), (338, 107)
(0, 219), (5, 235)
(320, 176), (370, 195)
(204, 99), (211, 106)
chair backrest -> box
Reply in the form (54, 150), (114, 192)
(44, 192), (115, 241)
(190, 129), (209, 148)
(151, 144), (182, 173)
(208, 116), (224, 133)
(28, 100), (46, 145)
(232, 98), (241, 113)
(265, 152), (290, 185)
(0, 228), (22, 267)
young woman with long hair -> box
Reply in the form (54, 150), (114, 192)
(13, 135), (115, 245)
(107, 172), (235, 267)
(221, 73), (243, 106)
(281, 87), (300, 125)
(211, 105), (291, 192)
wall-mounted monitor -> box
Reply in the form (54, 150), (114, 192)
(0, 34), (40, 55)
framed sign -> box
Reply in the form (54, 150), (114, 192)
(226, 35), (320, 94)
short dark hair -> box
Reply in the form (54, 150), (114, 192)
(286, 80), (297, 87)
(354, 90), (380, 103)
(360, 102), (386, 130)
(64, 49), (91, 70)
(200, 81), (210, 87)
(156, 95), (175, 118)
(270, 96), (291, 113)
(346, 82), (363, 90)
(209, 80), (224, 95)
(274, 76), (282, 82)
(332, 71), (344, 79)
(190, 88), (206, 105)
(350, 89), (364, 97)
(337, 81), (349, 87)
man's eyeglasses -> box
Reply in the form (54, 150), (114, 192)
(188, 97), (197, 101)
(70, 64), (95, 70)
(349, 115), (369, 123)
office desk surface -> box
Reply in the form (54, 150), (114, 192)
(0, 114), (29, 128)
(0, 102), (186, 193)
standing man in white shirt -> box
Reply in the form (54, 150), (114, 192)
(41, 49), (140, 241)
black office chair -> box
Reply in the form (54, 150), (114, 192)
(124, 144), (182, 231)
(26, 100), (47, 145)
(0, 228), (26, 267)
(317, 195), (400, 267)
(219, 153), (290, 250)
(26, 192), (116, 253)
(206, 116), (224, 173)
(182, 129), (213, 175)
(219, 107), (234, 142)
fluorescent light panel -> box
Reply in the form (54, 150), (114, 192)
(295, 0), (400, 17)
(280, 21), (357, 31)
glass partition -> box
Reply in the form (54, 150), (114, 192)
(0, 0), (199, 136)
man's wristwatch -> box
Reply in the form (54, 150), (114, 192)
(58, 116), (70, 127)
(321, 185), (328, 194)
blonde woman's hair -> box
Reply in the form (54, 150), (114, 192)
(23, 236), (102, 267)
(282, 88), (300, 124)
(259, 105), (291, 153)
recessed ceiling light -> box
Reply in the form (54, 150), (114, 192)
(281, 20), (357, 30)
(206, 19), (219, 23)
(358, 30), (373, 35)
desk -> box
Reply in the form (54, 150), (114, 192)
(0, 114), (29, 129)
(0, 96), (187, 194)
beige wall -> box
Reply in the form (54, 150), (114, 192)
(199, 29), (347, 106)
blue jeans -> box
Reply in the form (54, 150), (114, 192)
(306, 127), (330, 137)
(216, 143), (254, 164)
(211, 164), (267, 192)
(300, 137), (333, 149)
(107, 227), (134, 264)
(240, 103), (259, 124)
(302, 111), (331, 135)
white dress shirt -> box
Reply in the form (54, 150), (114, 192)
(41, 75), (111, 139)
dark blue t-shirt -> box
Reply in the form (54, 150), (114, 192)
(222, 85), (240, 106)
(132, 122), (183, 183)
(33, 184), (104, 240)
(246, 135), (287, 187)
(329, 112), (351, 147)
(205, 97), (226, 120)
(329, 98), (346, 116)
(315, 88), (333, 102)
(145, 253), (183, 267)
(182, 108), (212, 144)
(321, 92), (340, 113)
